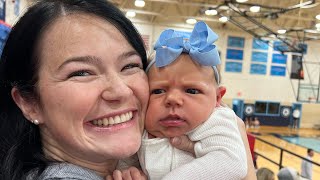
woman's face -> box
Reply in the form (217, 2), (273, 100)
(34, 14), (149, 163)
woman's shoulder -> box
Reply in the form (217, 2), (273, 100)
(26, 163), (104, 180)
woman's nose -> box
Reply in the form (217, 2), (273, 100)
(101, 75), (133, 103)
(165, 90), (183, 107)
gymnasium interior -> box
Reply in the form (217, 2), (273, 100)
(1, 0), (320, 179)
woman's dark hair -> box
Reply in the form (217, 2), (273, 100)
(0, 0), (146, 179)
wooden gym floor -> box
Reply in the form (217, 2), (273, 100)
(248, 126), (320, 180)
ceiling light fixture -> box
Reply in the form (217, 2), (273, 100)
(126, 11), (136, 18)
(219, 5), (229, 10)
(316, 14), (320, 20)
(268, 34), (276, 38)
(236, 0), (248, 3)
(134, 0), (145, 7)
(186, 18), (197, 24)
(305, 29), (320, 33)
(219, 16), (228, 23)
(205, 9), (218, 16)
(299, 1), (319, 8)
(277, 29), (286, 34)
(250, 6), (261, 13)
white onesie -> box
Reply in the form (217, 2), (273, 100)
(138, 107), (247, 180)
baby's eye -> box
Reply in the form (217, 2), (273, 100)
(151, 89), (165, 94)
(122, 63), (142, 71)
(68, 70), (91, 78)
(185, 88), (200, 94)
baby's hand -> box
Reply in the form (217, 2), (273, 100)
(106, 167), (147, 180)
(170, 135), (195, 155)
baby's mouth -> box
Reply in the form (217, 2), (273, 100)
(161, 114), (182, 121)
(159, 114), (186, 127)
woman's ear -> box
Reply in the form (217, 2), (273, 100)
(11, 87), (39, 122)
(216, 86), (226, 106)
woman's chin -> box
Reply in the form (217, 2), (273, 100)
(107, 134), (141, 158)
(110, 141), (141, 159)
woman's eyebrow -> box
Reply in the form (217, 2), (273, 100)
(117, 50), (140, 61)
(57, 51), (139, 70)
(57, 56), (102, 70)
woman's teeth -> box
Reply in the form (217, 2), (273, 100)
(92, 111), (133, 127)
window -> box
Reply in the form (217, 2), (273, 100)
(268, 102), (280, 115)
(255, 102), (267, 114)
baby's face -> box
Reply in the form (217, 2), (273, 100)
(146, 54), (223, 138)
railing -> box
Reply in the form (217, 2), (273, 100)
(254, 136), (320, 170)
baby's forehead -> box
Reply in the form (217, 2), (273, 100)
(147, 53), (219, 84)
(148, 59), (215, 80)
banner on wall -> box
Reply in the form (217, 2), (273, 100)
(0, 0), (5, 21)
(225, 61), (242, 72)
(253, 38), (269, 50)
(227, 36), (245, 48)
(226, 49), (243, 60)
(290, 54), (304, 79)
(251, 51), (268, 62)
(270, 66), (286, 76)
(250, 64), (267, 75)
(273, 41), (307, 54)
(272, 53), (287, 64)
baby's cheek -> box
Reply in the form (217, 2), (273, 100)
(145, 108), (155, 130)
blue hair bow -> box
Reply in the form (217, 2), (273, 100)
(146, 21), (221, 84)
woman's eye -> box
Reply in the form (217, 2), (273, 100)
(151, 89), (165, 94)
(186, 89), (200, 94)
(122, 63), (142, 71)
(68, 70), (91, 78)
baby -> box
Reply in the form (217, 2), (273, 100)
(138, 21), (247, 180)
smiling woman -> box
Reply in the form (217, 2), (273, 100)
(0, 0), (148, 179)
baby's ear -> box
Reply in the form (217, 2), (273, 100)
(216, 86), (226, 106)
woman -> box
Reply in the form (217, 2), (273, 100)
(0, 0), (255, 179)
(0, 0), (148, 179)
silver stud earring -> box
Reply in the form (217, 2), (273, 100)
(32, 119), (39, 125)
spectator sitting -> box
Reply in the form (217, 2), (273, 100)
(253, 117), (260, 128)
(245, 117), (250, 129)
(256, 167), (274, 180)
(277, 167), (308, 180)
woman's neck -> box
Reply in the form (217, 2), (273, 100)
(42, 138), (118, 177)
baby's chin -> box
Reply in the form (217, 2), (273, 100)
(148, 129), (186, 138)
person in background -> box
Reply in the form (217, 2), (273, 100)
(292, 108), (301, 129)
(253, 153), (259, 170)
(253, 117), (260, 129)
(138, 21), (247, 180)
(245, 117), (250, 129)
(256, 167), (274, 180)
(301, 148), (314, 179)
(278, 167), (308, 180)
(250, 117), (255, 128)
